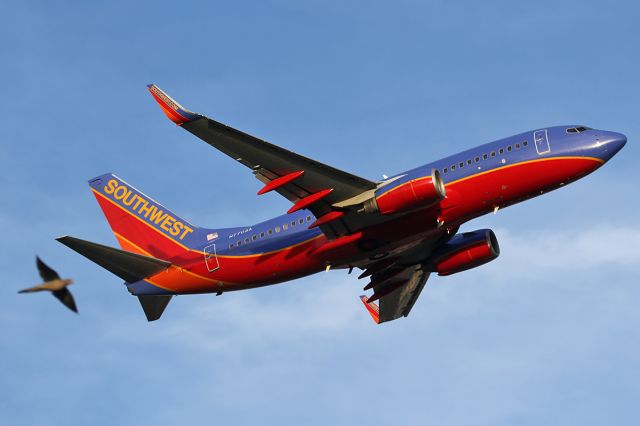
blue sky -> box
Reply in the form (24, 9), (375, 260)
(1, 1), (639, 424)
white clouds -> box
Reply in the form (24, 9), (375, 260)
(151, 276), (362, 351)
(91, 224), (640, 370)
(487, 225), (640, 274)
(111, 224), (640, 354)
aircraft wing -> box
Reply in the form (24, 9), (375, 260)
(359, 264), (430, 324)
(147, 84), (378, 239)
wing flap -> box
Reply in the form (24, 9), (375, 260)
(147, 84), (379, 239)
(360, 265), (430, 324)
(182, 116), (376, 203)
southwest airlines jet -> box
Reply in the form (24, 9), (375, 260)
(58, 85), (627, 324)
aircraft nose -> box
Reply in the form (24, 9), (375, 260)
(594, 131), (626, 162)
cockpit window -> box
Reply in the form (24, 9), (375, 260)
(566, 126), (591, 133)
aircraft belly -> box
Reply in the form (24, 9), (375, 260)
(439, 157), (603, 224)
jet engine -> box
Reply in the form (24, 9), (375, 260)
(364, 169), (446, 215)
(430, 229), (500, 276)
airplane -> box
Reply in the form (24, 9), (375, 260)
(58, 84), (627, 323)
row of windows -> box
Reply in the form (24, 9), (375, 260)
(442, 141), (529, 174)
(229, 215), (313, 249)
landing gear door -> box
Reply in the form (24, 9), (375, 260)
(204, 244), (220, 273)
(534, 129), (550, 155)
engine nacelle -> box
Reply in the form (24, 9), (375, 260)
(365, 169), (446, 215)
(430, 229), (500, 276)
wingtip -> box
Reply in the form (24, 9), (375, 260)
(359, 295), (380, 324)
(147, 84), (200, 125)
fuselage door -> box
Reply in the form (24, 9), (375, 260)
(534, 129), (550, 155)
(204, 244), (220, 273)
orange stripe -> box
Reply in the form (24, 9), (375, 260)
(93, 188), (324, 258)
(377, 156), (604, 200)
(113, 231), (223, 286)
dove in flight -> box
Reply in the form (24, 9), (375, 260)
(18, 256), (77, 313)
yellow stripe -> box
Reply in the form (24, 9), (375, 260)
(93, 189), (192, 251)
(113, 231), (221, 286)
(447, 156), (603, 186)
(93, 188), (323, 259)
(377, 156), (604, 199)
(218, 234), (324, 259)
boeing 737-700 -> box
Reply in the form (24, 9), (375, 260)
(58, 85), (626, 323)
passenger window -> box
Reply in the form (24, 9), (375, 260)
(459, 162), (464, 168)
(475, 157), (480, 163)
(229, 243), (234, 249)
(451, 165), (456, 171)
(499, 148), (504, 154)
(443, 167), (448, 173)
(244, 238), (250, 244)
(260, 232), (265, 238)
(291, 221), (296, 227)
(515, 143), (520, 149)
(299, 219), (304, 224)
(237, 240), (242, 246)
(306, 216), (312, 222)
(491, 151), (496, 157)
(483, 154), (488, 160)
(507, 146), (512, 152)
(283, 223), (288, 231)
(467, 159), (472, 165)
(252, 235), (257, 241)
(523, 141), (528, 147)
(268, 229), (273, 235)
(275, 226), (281, 233)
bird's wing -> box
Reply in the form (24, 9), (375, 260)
(18, 283), (50, 293)
(52, 288), (78, 313)
(36, 256), (60, 281)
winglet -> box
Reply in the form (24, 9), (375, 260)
(147, 84), (201, 125)
(359, 295), (380, 324)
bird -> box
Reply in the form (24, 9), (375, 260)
(18, 256), (78, 313)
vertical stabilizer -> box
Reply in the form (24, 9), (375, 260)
(88, 173), (201, 259)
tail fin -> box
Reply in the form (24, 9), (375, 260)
(89, 173), (201, 259)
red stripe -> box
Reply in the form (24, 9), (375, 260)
(360, 296), (380, 323)
(149, 91), (190, 125)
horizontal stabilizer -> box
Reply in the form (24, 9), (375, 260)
(56, 236), (171, 283)
(138, 295), (173, 321)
